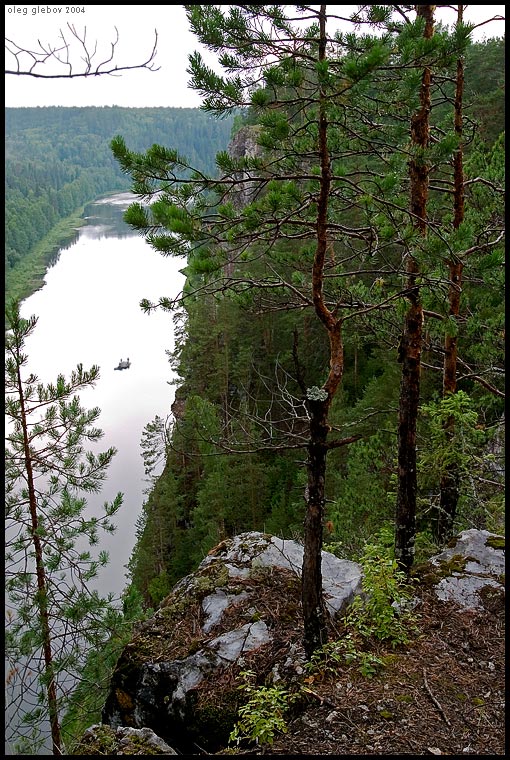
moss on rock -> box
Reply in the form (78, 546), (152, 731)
(485, 535), (505, 551)
(71, 724), (176, 755)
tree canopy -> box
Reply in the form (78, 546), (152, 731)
(112, 6), (504, 655)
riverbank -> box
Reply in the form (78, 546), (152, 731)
(5, 208), (88, 308)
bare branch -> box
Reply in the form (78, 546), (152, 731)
(423, 668), (451, 727)
(326, 434), (363, 449)
(464, 176), (505, 195)
(5, 24), (159, 78)
(468, 16), (505, 32)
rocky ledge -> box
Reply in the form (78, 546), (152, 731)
(73, 529), (504, 755)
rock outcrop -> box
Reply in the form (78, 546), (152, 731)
(100, 532), (362, 754)
(74, 529), (504, 755)
(427, 528), (505, 610)
(72, 725), (178, 755)
(228, 124), (263, 162)
(226, 124), (264, 208)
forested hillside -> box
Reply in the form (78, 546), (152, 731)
(5, 106), (234, 296)
(4, 8), (502, 753)
(121, 27), (505, 608)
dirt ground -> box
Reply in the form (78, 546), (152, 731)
(217, 585), (505, 756)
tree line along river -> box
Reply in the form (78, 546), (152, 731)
(17, 192), (186, 597)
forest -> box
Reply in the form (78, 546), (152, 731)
(120, 22), (505, 609)
(5, 6), (504, 755)
(5, 106), (234, 299)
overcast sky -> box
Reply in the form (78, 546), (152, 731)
(4, 4), (505, 109)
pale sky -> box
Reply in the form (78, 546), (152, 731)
(4, 4), (505, 109)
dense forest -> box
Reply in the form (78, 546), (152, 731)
(123, 31), (505, 607)
(4, 106), (234, 293)
(5, 8), (504, 753)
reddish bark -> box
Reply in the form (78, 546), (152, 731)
(302, 4), (345, 658)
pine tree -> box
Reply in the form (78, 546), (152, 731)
(111, 5), (503, 653)
(112, 3), (394, 657)
(5, 299), (123, 755)
(435, 4), (466, 544)
(393, 4), (434, 573)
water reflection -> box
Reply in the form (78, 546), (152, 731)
(6, 191), (185, 753)
(46, 232), (80, 270)
(82, 193), (139, 241)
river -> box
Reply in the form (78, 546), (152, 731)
(6, 192), (186, 754)
(17, 191), (186, 597)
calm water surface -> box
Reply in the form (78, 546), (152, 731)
(19, 192), (186, 596)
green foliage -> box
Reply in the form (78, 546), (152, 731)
(413, 529), (441, 565)
(419, 391), (485, 481)
(5, 299), (124, 753)
(326, 432), (396, 556)
(140, 415), (171, 485)
(122, 9), (504, 627)
(61, 585), (148, 751)
(4, 208), (89, 306)
(344, 536), (419, 647)
(127, 464), (186, 603)
(5, 106), (233, 301)
(305, 634), (385, 680)
(309, 528), (421, 688)
(229, 670), (298, 748)
(147, 573), (173, 607)
(417, 391), (504, 535)
(4, 14), (505, 747)
(464, 38), (505, 145)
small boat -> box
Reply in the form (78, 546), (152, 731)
(114, 358), (131, 370)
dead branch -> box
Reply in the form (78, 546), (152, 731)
(5, 24), (159, 78)
(422, 668), (451, 727)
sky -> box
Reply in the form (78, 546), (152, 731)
(4, 4), (506, 109)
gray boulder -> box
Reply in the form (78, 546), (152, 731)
(428, 529), (505, 610)
(72, 724), (178, 754)
(100, 531), (362, 753)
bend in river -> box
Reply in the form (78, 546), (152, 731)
(18, 192), (186, 596)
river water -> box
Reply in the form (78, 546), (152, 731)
(17, 192), (186, 597)
(6, 192), (185, 754)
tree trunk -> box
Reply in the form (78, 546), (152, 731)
(395, 293), (422, 573)
(303, 398), (329, 658)
(435, 259), (463, 544)
(395, 4), (434, 574)
(300, 3), (338, 658)
(435, 6), (465, 544)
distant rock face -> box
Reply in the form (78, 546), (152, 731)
(170, 387), (186, 421)
(226, 124), (264, 208)
(228, 124), (263, 161)
(100, 532), (363, 754)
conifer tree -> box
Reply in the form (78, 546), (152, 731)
(435, 3), (465, 544)
(5, 299), (123, 755)
(393, 4), (434, 573)
(111, 5), (502, 653)
(431, 8), (505, 542)
(112, 3), (396, 657)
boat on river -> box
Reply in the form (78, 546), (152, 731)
(114, 358), (131, 370)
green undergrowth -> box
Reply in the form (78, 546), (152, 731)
(228, 533), (421, 750)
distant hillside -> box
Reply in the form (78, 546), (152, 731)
(5, 106), (234, 286)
